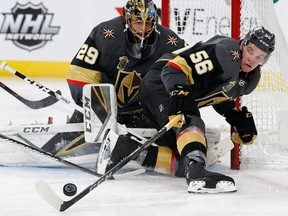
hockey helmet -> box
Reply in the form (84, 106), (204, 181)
(243, 26), (275, 55)
(123, 0), (158, 42)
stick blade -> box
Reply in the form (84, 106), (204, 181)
(35, 180), (64, 211)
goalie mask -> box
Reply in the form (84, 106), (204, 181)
(123, 0), (159, 59)
(243, 26), (275, 64)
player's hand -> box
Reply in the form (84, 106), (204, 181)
(168, 84), (199, 128)
(168, 114), (187, 128)
(231, 132), (257, 145)
(225, 106), (257, 145)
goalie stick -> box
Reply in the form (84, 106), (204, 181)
(0, 133), (144, 178)
(0, 81), (60, 109)
(35, 114), (182, 212)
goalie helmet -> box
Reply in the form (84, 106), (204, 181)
(123, 0), (159, 59)
(243, 26), (275, 55)
(124, 0), (158, 40)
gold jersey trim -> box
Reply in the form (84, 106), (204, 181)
(67, 65), (102, 84)
(177, 130), (206, 154)
(169, 56), (195, 85)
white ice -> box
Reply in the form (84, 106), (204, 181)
(1, 78), (288, 216)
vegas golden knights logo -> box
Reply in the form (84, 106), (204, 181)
(114, 56), (142, 108)
(114, 70), (142, 108)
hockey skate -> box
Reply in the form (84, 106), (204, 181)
(185, 160), (237, 194)
(96, 129), (139, 175)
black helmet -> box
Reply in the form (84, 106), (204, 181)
(243, 26), (275, 55)
(123, 0), (158, 40)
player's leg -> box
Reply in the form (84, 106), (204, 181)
(175, 115), (236, 193)
(141, 70), (236, 193)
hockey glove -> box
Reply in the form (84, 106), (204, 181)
(169, 84), (200, 128)
(225, 106), (257, 145)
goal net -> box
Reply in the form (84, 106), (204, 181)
(161, 0), (288, 169)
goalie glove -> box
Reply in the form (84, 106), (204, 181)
(168, 84), (200, 128)
(224, 106), (257, 145)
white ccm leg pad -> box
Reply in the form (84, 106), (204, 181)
(83, 84), (117, 142)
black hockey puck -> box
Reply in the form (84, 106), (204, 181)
(63, 183), (77, 196)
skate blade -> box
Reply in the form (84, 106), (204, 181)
(188, 180), (237, 194)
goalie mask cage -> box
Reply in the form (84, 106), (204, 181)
(161, 0), (288, 169)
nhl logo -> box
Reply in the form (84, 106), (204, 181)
(0, 2), (60, 51)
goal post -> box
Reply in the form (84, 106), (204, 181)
(161, 0), (288, 169)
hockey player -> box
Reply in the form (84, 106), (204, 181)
(66, 0), (185, 127)
(139, 26), (275, 193)
(98, 26), (275, 193)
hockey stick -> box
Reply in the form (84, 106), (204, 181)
(35, 114), (182, 212)
(0, 81), (60, 109)
(0, 133), (144, 178)
(0, 62), (84, 113)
